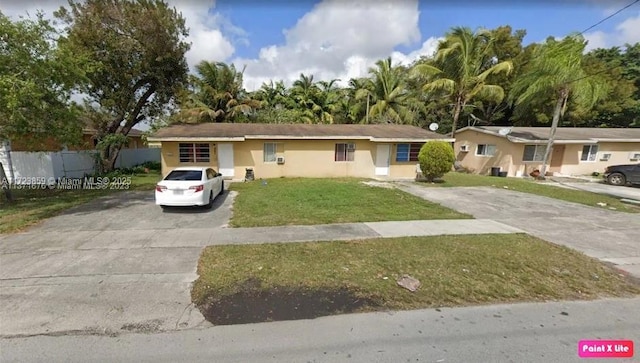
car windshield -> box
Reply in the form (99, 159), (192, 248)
(164, 170), (202, 181)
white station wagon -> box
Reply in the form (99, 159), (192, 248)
(155, 167), (224, 209)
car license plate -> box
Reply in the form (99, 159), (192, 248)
(173, 189), (183, 195)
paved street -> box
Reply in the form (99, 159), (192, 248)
(2, 297), (638, 363)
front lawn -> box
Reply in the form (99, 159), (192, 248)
(229, 178), (470, 227)
(419, 172), (639, 213)
(192, 234), (639, 325)
(0, 171), (161, 233)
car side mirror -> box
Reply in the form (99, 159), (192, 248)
(216, 173), (222, 177)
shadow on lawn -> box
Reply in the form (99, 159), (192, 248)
(198, 278), (380, 325)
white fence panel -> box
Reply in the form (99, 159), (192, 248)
(58, 151), (97, 178)
(115, 148), (160, 169)
(9, 152), (56, 183)
(4, 148), (159, 183)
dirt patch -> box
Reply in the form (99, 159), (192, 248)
(361, 181), (396, 189)
(198, 279), (380, 325)
(120, 318), (164, 333)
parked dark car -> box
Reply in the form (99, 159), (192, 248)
(603, 163), (640, 186)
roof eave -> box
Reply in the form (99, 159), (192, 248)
(371, 137), (455, 143)
(146, 136), (246, 142)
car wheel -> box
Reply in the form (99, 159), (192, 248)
(206, 191), (214, 209)
(607, 173), (626, 186)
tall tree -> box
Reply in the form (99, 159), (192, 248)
(509, 35), (607, 177)
(411, 26), (513, 137)
(178, 61), (259, 123)
(357, 57), (420, 124)
(0, 11), (82, 149)
(55, 0), (190, 172)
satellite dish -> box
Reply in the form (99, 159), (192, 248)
(498, 127), (512, 136)
(429, 123), (439, 131)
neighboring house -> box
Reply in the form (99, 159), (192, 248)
(147, 123), (454, 180)
(9, 127), (147, 152)
(454, 126), (640, 177)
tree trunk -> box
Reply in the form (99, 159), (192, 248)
(100, 144), (123, 173)
(539, 89), (569, 177)
(0, 162), (13, 203)
(451, 95), (464, 138)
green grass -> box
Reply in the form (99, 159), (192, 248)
(0, 171), (161, 234)
(192, 234), (640, 312)
(229, 178), (471, 227)
(418, 172), (639, 213)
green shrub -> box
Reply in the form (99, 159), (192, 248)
(418, 141), (455, 182)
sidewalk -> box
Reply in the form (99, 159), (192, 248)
(0, 219), (523, 252)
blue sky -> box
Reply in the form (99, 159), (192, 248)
(217, 1), (626, 60)
(3, 0), (639, 91)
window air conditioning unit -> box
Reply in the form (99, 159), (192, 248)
(460, 144), (470, 152)
(600, 153), (611, 161)
(276, 156), (285, 164)
(630, 152), (640, 161)
(347, 143), (356, 151)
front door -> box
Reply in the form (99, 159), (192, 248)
(549, 144), (565, 174)
(375, 144), (390, 176)
(217, 143), (234, 178)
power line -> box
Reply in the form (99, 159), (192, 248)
(580, 0), (640, 35)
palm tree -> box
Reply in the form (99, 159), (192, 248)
(356, 57), (420, 124)
(180, 61), (259, 123)
(509, 34), (607, 176)
(411, 27), (513, 137)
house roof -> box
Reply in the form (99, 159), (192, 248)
(457, 126), (640, 143)
(147, 123), (453, 143)
(82, 127), (144, 137)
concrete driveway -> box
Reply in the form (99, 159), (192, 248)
(0, 189), (234, 337)
(552, 181), (640, 202)
(399, 183), (640, 278)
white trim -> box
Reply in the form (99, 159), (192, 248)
(147, 137), (245, 142)
(372, 137), (454, 143)
(246, 135), (370, 140)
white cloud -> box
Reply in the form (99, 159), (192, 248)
(391, 37), (441, 66)
(232, 0), (424, 91)
(583, 11), (640, 51)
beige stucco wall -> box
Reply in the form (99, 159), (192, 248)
(231, 139), (377, 179)
(454, 130), (520, 176)
(159, 139), (436, 180)
(558, 142), (640, 176)
(455, 130), (640, 177)
(160, 142), (218, 177)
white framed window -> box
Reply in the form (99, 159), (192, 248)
(522, 145), (546, 162)
(581, 144), (598, 162)
(335, 143), (355, 162)
(179, 143), (210, 163)
(476, 144), (496, 156)
(630, 152), (640, 161)
(264, 143), (277, 163)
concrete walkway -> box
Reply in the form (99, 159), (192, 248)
(398, 183), (640, 279)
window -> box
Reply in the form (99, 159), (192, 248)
(396, 143), (422, 162)
(476, 144), (496, 156)
(164, 170), (202, 181)
(264, 143), (277, 163)
(335, 143), (355, 161)
(179, 143), (210, 163)
(581, 145), (598, 162)
(522, 145), (546, 162)
(630, 152), (640, 161)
